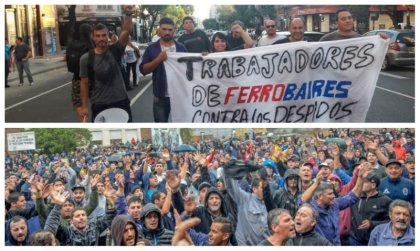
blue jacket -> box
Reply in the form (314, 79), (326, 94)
(368, 222), (415, 246)
(305, 191), (359, 245)
(140, 41), (187, 97)
(378, 176), (415, 205)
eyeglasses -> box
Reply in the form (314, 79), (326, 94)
(266, 25), (275, 28)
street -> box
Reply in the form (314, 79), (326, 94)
(5, 66), (414, 123)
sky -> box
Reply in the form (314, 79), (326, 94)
(193, 3), (213, 20)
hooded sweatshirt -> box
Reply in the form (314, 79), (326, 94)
(5, 218), (30, 246)
(111, 215), (140, 246)
(140, 203), (174, 246)
(272, 169), (302, 218)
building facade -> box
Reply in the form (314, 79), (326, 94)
(5, 5), (61, 57)
(89, 128), (152, 146)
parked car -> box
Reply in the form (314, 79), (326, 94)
(363, 29), (415, 70)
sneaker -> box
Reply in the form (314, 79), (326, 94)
(18, 83), (23, 87)
(30, 82), (35, 86)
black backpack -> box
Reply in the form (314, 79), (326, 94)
(66, 40), (88, 76)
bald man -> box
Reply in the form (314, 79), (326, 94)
(273, 18), (305, 44)
(257, 20), (283, 46)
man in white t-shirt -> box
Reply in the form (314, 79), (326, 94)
(257, 19), (283, 47)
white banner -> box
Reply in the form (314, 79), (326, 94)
(165, 36), (388, 123)
(7, 131), (36, 151)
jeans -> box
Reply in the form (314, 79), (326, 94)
(16, 60), (34, 84)
(153, 96), (171, 122)
(91, 98), (132, 122)
(5, 60), (9, 86)
(126, 61), (138, 85)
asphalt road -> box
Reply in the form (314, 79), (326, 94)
(5, 66), (415, 123)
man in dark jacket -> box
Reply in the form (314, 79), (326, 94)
(174, 186), (233, 234)
(350, 172), (392, 246)
(43, 189), (116, 246)
(111, 214), (142, 246)
(140, 203), (174, 246)
(292, 203), (332, 246)
(272, 169), (302, 218)
(5, 216), (29, 246)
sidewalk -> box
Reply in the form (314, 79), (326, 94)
(8, 54), (67, 82)
(8, 44), (149, 82)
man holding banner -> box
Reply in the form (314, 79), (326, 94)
(274, 18), (306, 44)
(164, 35), (389, 123)
(140, 18), (187, 123)
(320, 9), (362, 41)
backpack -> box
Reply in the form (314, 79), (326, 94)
(66, 40), (88, 76)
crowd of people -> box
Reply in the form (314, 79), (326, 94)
(4, 128), (415, 246)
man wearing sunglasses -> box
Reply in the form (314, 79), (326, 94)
(257, 20), (283, 47)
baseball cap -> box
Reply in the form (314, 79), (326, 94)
(405, 157), (415, 163)
(71, 184), (85, 191)
(364, 172), (380, 187)
(385, 159), (402, 168)
(319, 162), (330, 169)
(198, 182), (212, 191)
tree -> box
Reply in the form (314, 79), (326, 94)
(180, 128), (193, 144)
(202, 18), (219, 30)
(30, 129), (91, 154)
(164, 5), (187, 29)
(141, 5), (169, 42)
(348, 5), (370, 33)
(63, 5), (77, 47)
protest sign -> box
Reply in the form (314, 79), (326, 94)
(7, 131), (36, 151)
(165, 36), (388, 123)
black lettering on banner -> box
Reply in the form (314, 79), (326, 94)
(201, 59), (216, 79)
(278, 51), (293, 74)
(340, 46), (358, 71)
(232, 56), (246, 78)
(295, 49), (309, 73)
(274, 106), (288, 122)
(177, 56), (203, 81)
(310, 47), (324, 69)
(192, 85), (206, 107)
(217, 58), (231, 79)
(355, 44), (375, 69)
(316, 101), (329, 118)
(247, 56), (261, 76)
(261, 53), (279, 78)
(335, 101), (357, 120)
(329, 102), (341, 118)
(208, 85), (221, 107)
(323, 47), (341, 69)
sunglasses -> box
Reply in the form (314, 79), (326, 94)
(266, 25), (275, 28)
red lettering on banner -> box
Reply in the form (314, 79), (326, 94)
(224, 86), (239, 104)
(259, 84), (273, 102)
(238, 86), (250, 104)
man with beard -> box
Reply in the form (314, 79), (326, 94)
(140, 17), (187, 122)
(272, 169), (302, 218)
(258, 209), (296, 246)
(5, 216), (29, 246)
(79, 5), (134, 122)
(43, 187), (116, 245)
(368, 200), (415, 246)
(110, 215), (144, 246)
